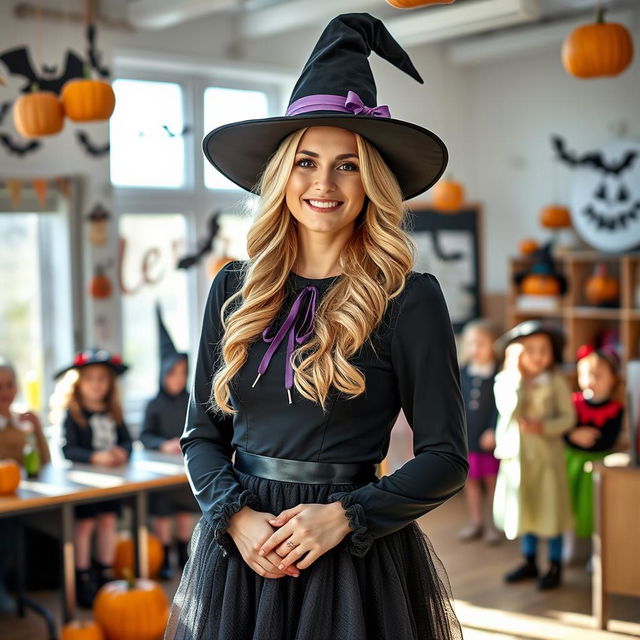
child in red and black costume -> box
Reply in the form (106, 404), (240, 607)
(564, 345), (624, 542)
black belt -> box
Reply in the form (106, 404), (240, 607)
(234, 449), (377, 485)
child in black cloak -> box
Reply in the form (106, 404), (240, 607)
(140, 305), (197, 578)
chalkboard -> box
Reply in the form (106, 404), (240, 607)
(405, 206), (482, 333)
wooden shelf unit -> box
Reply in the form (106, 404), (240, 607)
(507, 250), (640, 380)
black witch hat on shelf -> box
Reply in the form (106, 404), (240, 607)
(203, 13), (447, 200)
(513, 241), (568, 295)
(156, 304), (188, 386)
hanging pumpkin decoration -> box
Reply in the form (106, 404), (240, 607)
(0, 459), (21, 494)
(431, 177), (465, 212)
(87, 204), (111, 246)
(61, 71), (116, 122)
(13, 84), (64, 138)
(539, 205), (572, 229)
(93, 571), (169, 640)
(585, 263), (619, 306)
(385, 0), (455, 8)
(62, 620), (105, 640)
(562, 8), (634, 78)
(89, 263), (113, 299)
(519, 238), (539, 255)
(113, 533), (165, 580)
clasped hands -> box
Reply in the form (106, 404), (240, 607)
(227, 502), (351, 580)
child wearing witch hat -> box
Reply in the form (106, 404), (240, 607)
(140, 305), (197, 578)
(492, 320), (576, 590)
(51, 349), (132, 607)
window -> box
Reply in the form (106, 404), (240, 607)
(203, 86), (269, 190)
(110, 79), (186, 188)
(119, 213), (190, 424)
(0, 190), (74, 414)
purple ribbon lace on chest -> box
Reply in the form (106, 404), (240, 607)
(252, 285), (319, 404)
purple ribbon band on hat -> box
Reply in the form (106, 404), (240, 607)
(252, 285), (319, 404)
(286, 90), (391, 119)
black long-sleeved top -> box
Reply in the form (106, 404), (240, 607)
(62, 408), (133, 464)
(564, 391), (624, 452)
(460, 364), (498, 453)
(140, 390), (189, 450)
(181, 260), (468, 558)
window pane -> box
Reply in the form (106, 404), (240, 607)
(204, 87), (269, 190)
(119, 214), (190, 422)
(110, 79), (185, 188)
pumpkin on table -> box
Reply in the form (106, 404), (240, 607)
(431, 177), (465, 212)
(13, 85), (64, 138)
(61, 620), (105, 640)
(0, 459), (21, 495)
(113, 533), (165, 580)
(562, 8), (634, 78)
(93, 571), (169, 640)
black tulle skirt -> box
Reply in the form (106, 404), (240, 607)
(164, 468), (463, 640)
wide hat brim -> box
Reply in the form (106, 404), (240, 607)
(54, 361), (129, 380)
(203, 112), (448, 201)
(495, 320), (566, 364)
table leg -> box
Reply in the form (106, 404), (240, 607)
(134, 491), (149, 579)
(61, 503), (75, 623)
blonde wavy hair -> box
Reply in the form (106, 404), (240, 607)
(212, 127), (416, 413)
(49, 366), (124, 427)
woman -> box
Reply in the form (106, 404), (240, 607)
(166, 13), (468, 640)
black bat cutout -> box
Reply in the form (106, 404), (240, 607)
(41, 64), (59, 74)
(552, 135), (638, 176)
(87, 23), (110, 78)
(0, 133), (41, 155)
(162, 124), (192, 138)
(178, 212), (222, 269)
(0, 46), (84, 94)
(76, 131), (110, 156)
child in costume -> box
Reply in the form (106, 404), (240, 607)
(564, 345), (623, 542)
(53, 349), (132, 607)
(140, 305), (196, 579)
(0, 357), (51, 613)
(457, 319), (501, 544)
(492, 320), (576, 589)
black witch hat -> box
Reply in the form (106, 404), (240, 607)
(156, 304), (188, 386)
(495, 319), (566, 365)
(53, 348), (128, 379)
(203, 13), (447, 200)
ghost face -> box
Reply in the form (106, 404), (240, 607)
(570, 139), (640, 252)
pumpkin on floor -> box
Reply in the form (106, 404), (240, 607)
(562, 8), (634, 78)
(0, 459), (21, 494)
(113, 533), (164, 580)
(61, 620), (105, 640)
(13, 88), (64, 138)
(61, 78), (116, 122)
(93, 572), (169, 640)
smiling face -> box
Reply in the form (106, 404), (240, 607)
(77, 364), (113, 406)
(285, 126), (366, 237)
(518, 333), (555, 378)
(577, 355), (617, 402)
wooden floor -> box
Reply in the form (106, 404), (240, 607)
(1, 492), (639, 639)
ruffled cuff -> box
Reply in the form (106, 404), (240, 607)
(328, 491), (374, 558)
(210, 488), (261, 558)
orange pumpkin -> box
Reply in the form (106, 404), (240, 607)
(540, 205), (571, 229)
(93, 573), (169, 640)
(562, 9), (634, 78)
(519, 238), (539, 255)
(62, 620), (105, 640)
(0, 459), (21, 495)
(13, 89), (64, 138)
(113, 534), (164, 580)
(431, 178), (465, 212)
(89, 268), (113, 299)
(61, 79), (116, 122)
(585, 263), (619, 305)
(521, 274), (561, 296)
(386, 0), (454, 7)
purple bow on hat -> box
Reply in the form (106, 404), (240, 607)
(252, 285), (319, 404)
(285, 90), (391, 119)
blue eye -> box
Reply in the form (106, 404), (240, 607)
(339, 162), (358, 171)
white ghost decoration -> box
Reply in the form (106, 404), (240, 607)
(555, 137), (640, 252)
